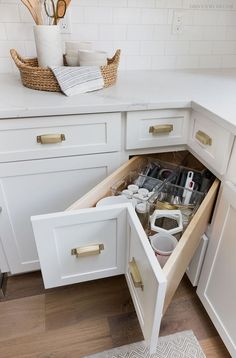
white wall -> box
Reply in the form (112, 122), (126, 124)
(1, 0), (236, 73)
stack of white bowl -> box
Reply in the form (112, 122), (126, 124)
(65, 41), (108, 67)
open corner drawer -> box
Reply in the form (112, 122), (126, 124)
(31, 152), (219, 354)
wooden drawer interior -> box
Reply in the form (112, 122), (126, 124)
(68, 151), (220, 313)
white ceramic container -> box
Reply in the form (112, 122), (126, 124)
(78, 50), (107, 66)
(65, 54), (79, 66)
(65, 41), (92, 54)
(33, 25), (63, 68)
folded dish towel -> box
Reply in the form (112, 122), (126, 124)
(51, 66), (104, 96)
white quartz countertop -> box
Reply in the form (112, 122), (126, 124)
(1, 69), (236, 134)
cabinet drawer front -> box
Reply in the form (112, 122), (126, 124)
(126, 110), (189, 150)
(0, 113), (121, 162)
(188, 112), (233, 175)
(31, 206), (127, 288)
(0, 152), (119, 274)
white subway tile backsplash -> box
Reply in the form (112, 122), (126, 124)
(156, 0), (183, 9)
(226, 27), (236, 41)
(199, 55), (221, 68)
(127, 24), (154, 40)
(153, 25), (172, 40)
(0, 40), (25, 56)
(70, 24), (99, 41)
(165, 41), (190, 55)
(99, 25), (127, 41)
(193, 10), (220, 26)
(99, 0), (127, 7)
(113, 40), (140, 55)
(202, 26), (226, 41)
(180, 26), (203, 40)
(141, 9), (169, 24)
(24, 40), (36, 57)
(140, 40), (165, 55)
(128, 0), (155, 8)
(6, 23), (34, 41)
(0, 24), (7, 40)
(222, 55), (236, 67)
(78, 0), (98, 7)
(151, 55), (176, 69)
(1, 0), (236, 73)
(176, 55), (199, 68)
(113, 8), (141, 24)
(84, 7), (112, 24)
(126, 55), (151, 69)
(0, 57), (12, 72)
(70, 7), (85, 23)
(213, 41), (236, 55)
(218, 11), (236, 26)
(189, 41), (212, 55)
(0, 4), (20, 22)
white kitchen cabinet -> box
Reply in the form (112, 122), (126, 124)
(0, 113), (121, 162)
(188, 111), (234, 176)
(0, 153), (120, 274)
(126, 109), (189, 150)
(0, 237), (9, 273)
(197, 182), (236, 357)
(31, 154), (219, 354)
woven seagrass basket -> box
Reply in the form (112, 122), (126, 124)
(10, 49), (121, 92)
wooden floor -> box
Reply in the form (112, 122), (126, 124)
(0, 272), (230, 358)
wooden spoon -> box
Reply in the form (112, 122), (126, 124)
(28, 0), (43, 25)
(21, 0), (39, 24)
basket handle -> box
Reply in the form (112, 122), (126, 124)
(106, 49), (121, 66)
(10, 49), (33, 70)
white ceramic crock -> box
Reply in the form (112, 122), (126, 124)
(33, 25), (63, 68)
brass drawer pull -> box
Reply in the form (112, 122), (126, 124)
(129, 258), (144, 290)
(195, 130), (212, 146)
(37, 134), (66, 144)
(71, 244), (104, 258)
(149, 124), (173, 135)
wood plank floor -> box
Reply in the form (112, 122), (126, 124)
(0, 272), (230, 358)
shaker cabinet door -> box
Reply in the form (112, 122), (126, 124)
(197, 182), (236, 357)
(31, 205), (128, 288)
(0, 153), (119, 274)
(31, 203), (167, 354)
(126, 206), (166, 354)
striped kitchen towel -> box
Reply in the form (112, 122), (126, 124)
(51, 66), (104, 96)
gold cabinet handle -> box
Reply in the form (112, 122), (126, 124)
(37, 134), (66, 144)
(71, 244), (104, 258)
(149, 124), (173, 135)
(129, 258), (144, 290)
(195, 130), (212, 146)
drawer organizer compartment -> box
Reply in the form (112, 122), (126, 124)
(97, 153), (215, 263)
(31, 151), (219, 354)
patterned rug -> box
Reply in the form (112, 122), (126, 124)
(84, 330), (205, 358)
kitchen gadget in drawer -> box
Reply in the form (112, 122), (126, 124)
(126, 109), (189, 150)
(0, 113), (121, 162)
(31, 151), (219, 355)
(188, 111), (234, 176)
